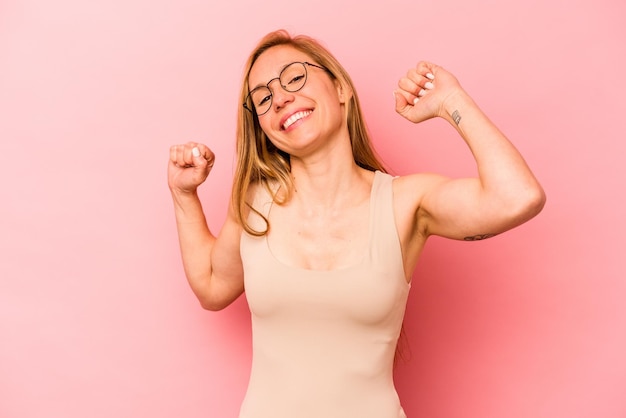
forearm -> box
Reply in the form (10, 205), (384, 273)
(442, 90), (545, 209)
(171, 189), (216, 301)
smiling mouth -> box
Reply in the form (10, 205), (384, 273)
(282, 110), (312, 130)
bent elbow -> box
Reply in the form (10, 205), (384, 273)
(199, 298), (229, 312)
(197, 287), (242, 311)
(514, 183), (547, 222)
(529, 183), (547, 216)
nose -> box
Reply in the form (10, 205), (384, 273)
(268, 79), (294, 111)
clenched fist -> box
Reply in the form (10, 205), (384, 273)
(394, 61), (464, 124)
(168, 142), (215, 193)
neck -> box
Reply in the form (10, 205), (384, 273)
(286, 123), (371, 207)
(289, 157), (370, 209)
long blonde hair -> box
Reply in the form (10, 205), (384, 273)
(232, 30), (386, 236)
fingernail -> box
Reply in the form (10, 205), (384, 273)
(192, 147), (200, 157)
(413, 97), (419, 105)
(426, 73), (435, 80)
(425, 82), (435, 90)
(418, 89), (427, 97)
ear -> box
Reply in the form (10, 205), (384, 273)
(335, 79), (353, 104)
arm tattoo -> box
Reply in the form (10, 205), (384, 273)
(452, 110), (462, 125)
(463, 233), (497, 241)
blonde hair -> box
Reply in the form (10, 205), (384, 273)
(233, 29), (386, 236)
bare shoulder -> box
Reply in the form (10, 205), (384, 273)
(234, 179), (267, 218)
(391, 172), (450, 213)
(232, 178), (275, 236)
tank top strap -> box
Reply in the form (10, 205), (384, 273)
(368, 171), (404, 271)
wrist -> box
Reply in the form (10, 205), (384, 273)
(440, 89), (475, 124)
(170, 187), (200, 206)
(169, 182), (199, 196)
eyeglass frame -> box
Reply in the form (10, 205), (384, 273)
(243, 61), (329, 116)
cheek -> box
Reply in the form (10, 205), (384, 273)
(258, 118), (276, 140)
(256, 119), (282, 149)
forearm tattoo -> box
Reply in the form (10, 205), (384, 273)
(452, 110), (462, 125)
(463, 233), (497, 241)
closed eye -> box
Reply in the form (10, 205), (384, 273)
(286, 74), (304, 86)
(257, 93), (271, 106)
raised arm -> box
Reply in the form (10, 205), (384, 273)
(393, 61), (546, 241)
(168, 142), (244, 310)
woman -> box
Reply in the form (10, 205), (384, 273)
(168, 29), (545, 418)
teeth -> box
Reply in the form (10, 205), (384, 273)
(283, 111), (312, 129)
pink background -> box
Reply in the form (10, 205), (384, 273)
(1, 0), (625, 417)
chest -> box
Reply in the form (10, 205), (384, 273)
(267, 198), (371, 271)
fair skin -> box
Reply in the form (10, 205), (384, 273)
(168, 44), (545, 310)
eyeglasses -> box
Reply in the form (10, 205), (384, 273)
(243, 61), (327, 116)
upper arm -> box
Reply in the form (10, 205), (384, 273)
(397, 173), (543, 242)
(205, 202), (245, 310)
(419, 176), (504, 240)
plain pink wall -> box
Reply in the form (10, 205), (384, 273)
(1, 0), (624, 417)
